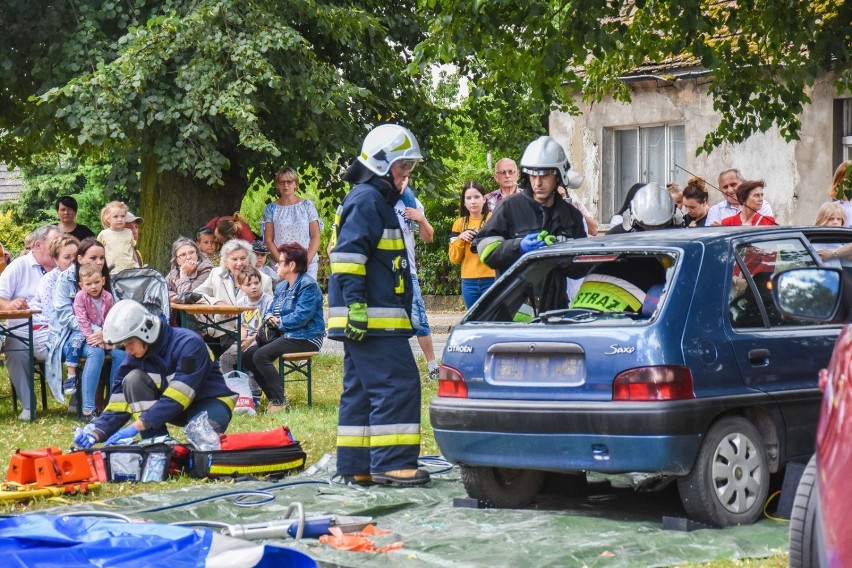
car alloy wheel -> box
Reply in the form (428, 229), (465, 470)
(677, 416), (769, 526)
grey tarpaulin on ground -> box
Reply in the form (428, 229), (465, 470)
(39, 455), (787, 567)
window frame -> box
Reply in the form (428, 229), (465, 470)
(603, 123), (687, 221)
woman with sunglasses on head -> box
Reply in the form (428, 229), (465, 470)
(262, 167), (323, 279)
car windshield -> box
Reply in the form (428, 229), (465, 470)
(464, 251), (677, 324)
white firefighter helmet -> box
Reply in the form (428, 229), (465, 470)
(625, 183), (677, 230)
(357, 124), (423, 177)
(520, 136), (582, 188)
(103, 299), (161, 345)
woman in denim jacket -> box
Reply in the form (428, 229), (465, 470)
(242, 242), (324, 412)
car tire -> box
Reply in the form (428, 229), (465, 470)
(460, 465), (545, 508)
(788, 454), (821, 568)
(677, 416), (769, 527)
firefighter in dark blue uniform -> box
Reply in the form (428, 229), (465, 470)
(327, 124), (430, 487)
(73, 299), (236, 448)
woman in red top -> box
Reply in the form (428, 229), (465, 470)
(721, 180), (776, 226)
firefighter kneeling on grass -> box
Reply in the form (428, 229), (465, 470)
(327, 124), (430, 487)
(74, 299), (237, 448)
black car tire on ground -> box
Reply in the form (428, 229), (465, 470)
(461, 466), (545, 508)
(788, 454), (821, 568)
(677, 416), (770, 527)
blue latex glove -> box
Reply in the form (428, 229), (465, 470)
(520, 232), (546, 254)
(74, 429), (97, 449)
(105, 424), (139, 446)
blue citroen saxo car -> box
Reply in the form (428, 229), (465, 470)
(431, 226), (852, 527)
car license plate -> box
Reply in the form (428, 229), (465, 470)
(486, 343), (586, 386)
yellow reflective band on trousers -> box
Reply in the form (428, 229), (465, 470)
(104, 401), (130, 414)
(370, 432), (421, 446)
(337, 425), (370, 448)
(337, 424), (420, 448)
(218, 394), (237, 411)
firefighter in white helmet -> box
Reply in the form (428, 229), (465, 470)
(73, 299), (237, 448)
(327, 124), (430, 487)
(474, 135), (587, 275)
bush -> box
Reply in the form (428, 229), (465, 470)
(0, 209), (33, 257)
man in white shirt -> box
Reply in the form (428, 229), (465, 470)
(485, 158), (521, 211)
(0, 224), (61, 419)
(706, 169), (774, 225)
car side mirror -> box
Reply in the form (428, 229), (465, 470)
(771, 268), (850, 324)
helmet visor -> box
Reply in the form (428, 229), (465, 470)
(394, 159), (418, 175)
(522, 167), (558, 177)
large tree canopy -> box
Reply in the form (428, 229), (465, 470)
(0, 0), (452, 268)
(415, 0), (852, 153)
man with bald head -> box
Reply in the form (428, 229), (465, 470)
(706, 168), (774, 225)
(0, 224), (61, 419)
(485, 158), (521, 211)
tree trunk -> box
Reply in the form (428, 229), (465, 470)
(138, 154), (247, 273)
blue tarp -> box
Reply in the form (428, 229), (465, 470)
(0, 514), (316, 568)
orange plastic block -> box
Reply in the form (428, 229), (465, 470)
(34, 452), (94, 488)
(56, 453), (95, 485)
(6, 447), (62, 485)
(86, 452), (107, 483)
(34, 456), (60, 487)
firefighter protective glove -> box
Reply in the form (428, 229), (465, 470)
(537, 231), (557, 246)
(520, 232), (546, 254)
(105, 424), (140, 446)
(344, 302), (368, 341)
(74, 428), (96, 449)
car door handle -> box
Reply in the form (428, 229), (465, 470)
(748, 349), (770, 365)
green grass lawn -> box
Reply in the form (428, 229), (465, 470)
(0, 355), (787, 567)
(0, 353), (439, 513)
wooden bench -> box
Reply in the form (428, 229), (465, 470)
(277, 351), (318, 407)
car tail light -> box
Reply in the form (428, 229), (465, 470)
(437, 365), (468, 398)
(612, 366), (694, 401)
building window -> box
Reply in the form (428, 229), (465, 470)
(605, 124), (686, 219)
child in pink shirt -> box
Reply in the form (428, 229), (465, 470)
(62, 263), (115, 400)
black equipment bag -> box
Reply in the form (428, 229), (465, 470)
(187, 427), (306, 479)
(94, 443), (174, 482)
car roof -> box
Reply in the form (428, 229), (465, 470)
(541, 226), (852, 253)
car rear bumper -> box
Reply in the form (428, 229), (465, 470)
(430, 396), (759, 475)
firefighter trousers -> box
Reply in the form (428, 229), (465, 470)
(336, 336), (421, 475)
